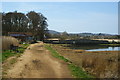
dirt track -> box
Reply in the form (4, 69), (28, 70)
(5, 42), (73, 78)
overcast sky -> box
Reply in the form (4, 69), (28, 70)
(2, 2), (118, 34)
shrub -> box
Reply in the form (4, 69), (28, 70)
(1, 36), (19, 50)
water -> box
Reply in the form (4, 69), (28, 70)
(86, 47), (120, 51)
(68, 45), (120, 51)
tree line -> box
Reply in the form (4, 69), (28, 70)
(2, 11), (48, 41)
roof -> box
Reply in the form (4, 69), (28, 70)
(9, 34), (26, 37)
(8, 32), (33, 36)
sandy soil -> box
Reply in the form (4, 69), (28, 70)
(4, 42), (72, 78)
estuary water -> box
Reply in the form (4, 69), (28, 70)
(86, 47), (120, 51)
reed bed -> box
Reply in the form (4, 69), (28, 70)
(81, 51), (118, 78)
(50, 44), (119, 78)
(1, 36), (19, 50)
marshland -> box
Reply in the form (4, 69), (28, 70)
(47, 43), (119, 78)
(1, 2), (120, 79)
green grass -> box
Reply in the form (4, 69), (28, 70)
(100, 44), (120, 46)
(45, 44), (94, 78)
(68, 64), (93, 78)
(2, 50), (16, 61)
(45, 44), (69, 62)
(2, 44), (30, 61)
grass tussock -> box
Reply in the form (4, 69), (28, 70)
(1, 36), (19, 50)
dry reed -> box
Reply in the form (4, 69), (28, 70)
(0, 36), (19, 50)
(51, 44), (119, 78)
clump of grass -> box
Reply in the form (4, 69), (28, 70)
(1, 36), (19, 50)
(45, 44), (93, 78)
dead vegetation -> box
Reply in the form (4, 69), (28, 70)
(81, 51), (118, 78)
(50, 44), (119, 78)
(1, 36), (19, 50)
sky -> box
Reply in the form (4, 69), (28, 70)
(2, 2), (118, 34)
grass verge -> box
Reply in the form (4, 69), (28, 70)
(2, 44), (30, 62)
(45, 44), (94, 78)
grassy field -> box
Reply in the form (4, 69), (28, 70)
(47, 44), (119, 78)
(45, 44), (94, 78)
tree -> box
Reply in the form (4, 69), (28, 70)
(60, 31), (69, 40)
(2, 11), (48, 41)
(2, 11), (29, 35)
(26, 11), (48, 41)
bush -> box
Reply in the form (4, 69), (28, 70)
(1, 36), (19, 50)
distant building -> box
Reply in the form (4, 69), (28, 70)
(46, 38), (60, 40)
(8, 32), (33, 42)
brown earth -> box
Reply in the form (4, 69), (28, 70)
(3, 42), (73, 78)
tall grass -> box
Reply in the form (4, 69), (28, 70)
(81, 52), (118, 78)
(50, 44), (119, 78)
(1, 36), (19, 50)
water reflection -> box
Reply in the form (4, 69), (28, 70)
(87, 47), (120, 51)
(66, 44), (120, 51)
